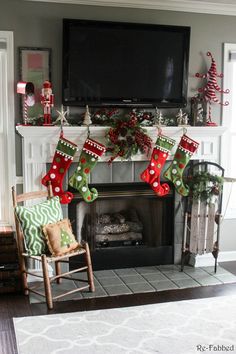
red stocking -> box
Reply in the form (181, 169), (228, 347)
(42, 134), (78, 204)
(140, 134), (175, 196)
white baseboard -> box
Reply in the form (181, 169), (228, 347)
(189, 251), (236, 268)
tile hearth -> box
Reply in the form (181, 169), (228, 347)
(29, 264), (236, 304)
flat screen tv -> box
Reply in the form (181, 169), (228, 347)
(62, 19), (190, 108)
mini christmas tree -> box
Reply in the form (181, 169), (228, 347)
(60, 228), (74, 248)
(195, 52), (229, 126)
(155, 108), (166, 126)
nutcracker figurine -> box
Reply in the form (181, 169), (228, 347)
(41, 80), (54, 125)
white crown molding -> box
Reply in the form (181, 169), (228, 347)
(24, 0), (236, 16)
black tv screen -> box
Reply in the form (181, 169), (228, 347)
(62, 19), (190, 108)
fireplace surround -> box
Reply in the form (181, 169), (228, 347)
(16, 125), (226, 269)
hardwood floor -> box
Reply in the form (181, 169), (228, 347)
(1, 261), (236, 354)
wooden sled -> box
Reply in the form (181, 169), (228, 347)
(181, 162), (224, 273)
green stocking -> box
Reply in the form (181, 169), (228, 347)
(69, 138), (106, 202)
(164, 134), (199, 196)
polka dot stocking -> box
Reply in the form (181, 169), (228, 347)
(68, 138), (106, 203)
(140, 134), (176, 196)
(41, 134), (78, 204)
(164, 134), (199, 196)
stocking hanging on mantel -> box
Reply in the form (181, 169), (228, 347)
(68, 138), (106, 203)
(140, 134), (176, 197)
(164, 134), (199, 197)
(41, 133), (78, 204)
(195, 51), (229, 126)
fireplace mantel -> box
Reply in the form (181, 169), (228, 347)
(16, 125), (226, 192)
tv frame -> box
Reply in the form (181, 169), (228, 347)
(62, 19), (191, 108)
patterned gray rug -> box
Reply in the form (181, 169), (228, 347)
(14, 295), (236, 354)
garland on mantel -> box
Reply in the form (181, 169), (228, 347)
(92, 108), (155, 126)
(187, 171), (224, 202)
(106, 110), (153, 162)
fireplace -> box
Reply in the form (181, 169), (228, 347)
(68, 183), (174, 270)
(15, 125), (226, 271)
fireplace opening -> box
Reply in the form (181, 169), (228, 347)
(69, 183), (174, 270)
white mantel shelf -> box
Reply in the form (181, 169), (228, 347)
(16, 124), (226, 138)
(16, 124), (226, 192)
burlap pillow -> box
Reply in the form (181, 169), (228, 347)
(42, 219), (79, 256)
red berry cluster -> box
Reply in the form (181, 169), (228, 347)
(134, 130), (152, 154)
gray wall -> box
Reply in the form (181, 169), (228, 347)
(1, 0), (236, 251)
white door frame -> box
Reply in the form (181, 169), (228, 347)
(0, 31), (15, 226)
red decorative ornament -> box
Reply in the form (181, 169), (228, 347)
(17, 81), (35, 126)
(41, 80), (54, 125)
(195, 52), (229, 126)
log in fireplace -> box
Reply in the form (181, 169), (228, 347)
(69, 182), (174, 270)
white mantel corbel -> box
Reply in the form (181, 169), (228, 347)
(16, 125), (227, 193)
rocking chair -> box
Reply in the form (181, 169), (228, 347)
(12, 183), (95, 309)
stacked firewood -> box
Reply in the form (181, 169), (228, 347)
(95, 209), (143, 247)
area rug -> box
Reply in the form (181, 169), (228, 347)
(14, 295), (236, 354)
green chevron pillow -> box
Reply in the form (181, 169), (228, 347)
(15, 196), (63, 256)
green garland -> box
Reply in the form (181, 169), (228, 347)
(187, 171), (224, 202)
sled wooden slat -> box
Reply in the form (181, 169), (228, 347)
(198, 201), (207, 255)
(206, 202), (216, 253)
(189, 200), (199, 254)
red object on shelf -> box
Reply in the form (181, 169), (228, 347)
(17, 81), (35, 125)
(41, 80), (54, 126)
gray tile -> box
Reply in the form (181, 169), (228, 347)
(29, 292), (44, 304)
(183, 267), (208, 277)
(60, 290), (83, 301)
(214, 274), (236, 284)
(163, 270), (191, 280)
(90, 162), (111, 183)
(72, 271), (91, 280)
(157, 264), (179, 271)
(73, 273), (100, 286)
(104, 284), (132, 296)
(73, 279), (95, 290)
(93, 270), (116, 278)
(112, 162), (133, 183)
(52, 279), (77, 288)
(174, 244), (182, 264)
(120, 274), (146, 284)
(143, 273), (169, 282)
(174, 278), (201, 289)
(150, 280), (178, 291)
(197, 276), (222, 286)
(127, 282), (155, 293)
(134, 161), (149, 182)
(202, 266), (231, 275)
(98, 276), (123, 286)
(174, 222), (184, 243)
(114, 268), (138, 276)
(135, 266), (160, 274)
(51, 281), (80, 300)
(82, 286), (107, 298)
(187, 270), (212, 279)
(30, 280), (82, 303)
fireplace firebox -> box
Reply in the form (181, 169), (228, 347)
(69, 183), (174, 270)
